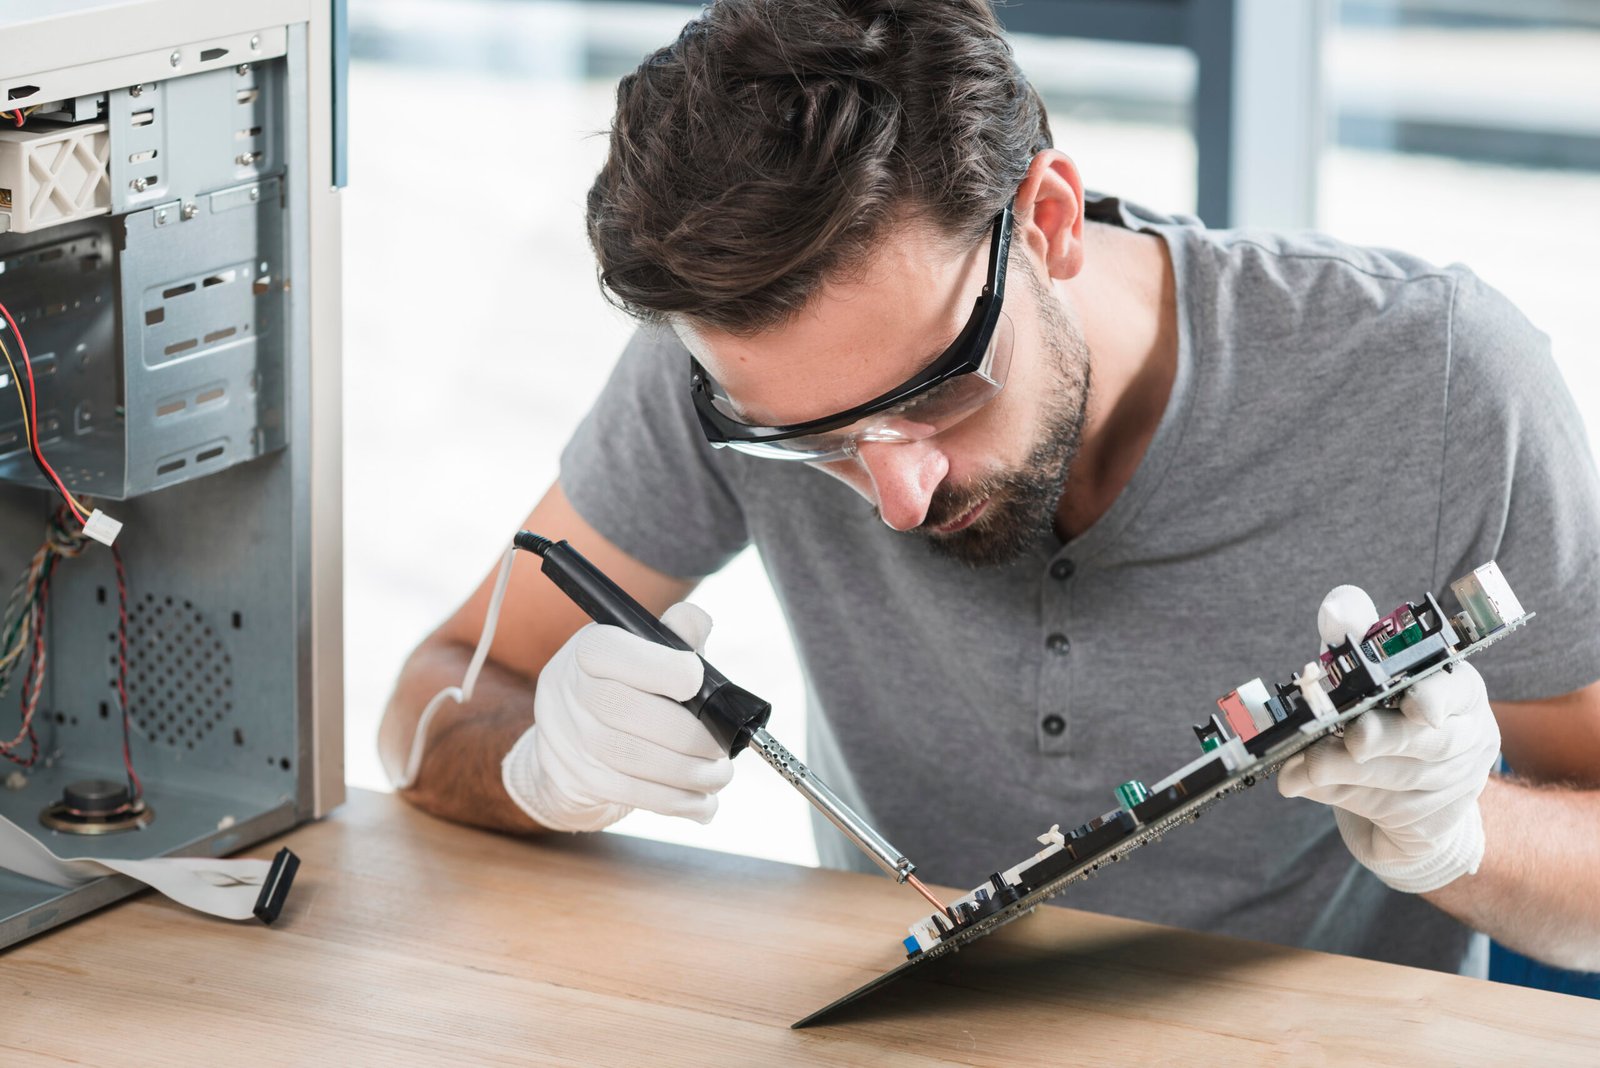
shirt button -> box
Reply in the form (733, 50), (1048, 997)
(1042, 714), (1066, 736)
(1046, 632), (1071, 655)
(1050, 559), (1076, 581)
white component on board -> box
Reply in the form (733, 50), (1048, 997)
(1236, 677), (1274, 732)
(1451, 561), (1524, 638)
(1295, 659), (1338, 722)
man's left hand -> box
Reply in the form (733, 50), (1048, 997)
(1278, 585), (1502, 894)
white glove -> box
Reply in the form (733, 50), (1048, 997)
(502, 603), (734, 832)
(1278, 585), (1501, 893)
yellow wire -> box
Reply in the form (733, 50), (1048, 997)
(0, 331), (91, 520)
(0, 332), (32, 455)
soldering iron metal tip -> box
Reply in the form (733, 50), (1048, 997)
(906, 873), (947, 914)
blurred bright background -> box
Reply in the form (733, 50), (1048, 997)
(340, 0), (1600, 871)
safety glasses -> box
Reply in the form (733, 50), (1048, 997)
(689, 206), (1015, 463)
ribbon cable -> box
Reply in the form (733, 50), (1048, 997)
(0, 812), (298, 922)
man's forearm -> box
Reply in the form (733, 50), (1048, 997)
(380, 639), (550, 834)
(1422, 774), (1600, 970)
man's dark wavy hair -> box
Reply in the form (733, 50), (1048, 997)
(585, 0), (1052, 335)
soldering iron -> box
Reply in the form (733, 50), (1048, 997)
(513, 531), (946, 914)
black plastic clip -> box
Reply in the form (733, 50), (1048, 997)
(253, 847), (301, 925)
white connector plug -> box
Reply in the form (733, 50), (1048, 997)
(82, 509), (122, 546)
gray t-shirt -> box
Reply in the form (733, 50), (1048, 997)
(558, 195), (1600, 975)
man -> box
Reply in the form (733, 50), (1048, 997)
(380, 0), (1600, 976)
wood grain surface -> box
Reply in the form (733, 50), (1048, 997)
(4, 788), (1596, 1066)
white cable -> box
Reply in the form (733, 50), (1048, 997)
(0, 812), (274, 920)
(392, 543), (518, 790)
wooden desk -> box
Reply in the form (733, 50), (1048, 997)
(5, 788), (1597, 1065)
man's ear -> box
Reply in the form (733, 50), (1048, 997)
(1012, 150), (1085, 281)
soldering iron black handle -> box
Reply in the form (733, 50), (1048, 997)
(513, 532), (771, 756)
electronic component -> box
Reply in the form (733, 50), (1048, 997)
(1215, 676), (1274, 741)
(80, 508), (121, 546)
(39, 778), (151, 834)
(1451, 561), (1524, 640)
(1115, 779), (1148, 811)
(0, 123), (110, 235)
(799, 562), (1533, 1030)
(1215, 687), (1260, 741)
(252, 847), (300, 925)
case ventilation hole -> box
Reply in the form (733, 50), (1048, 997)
(109, 592), (235, 750)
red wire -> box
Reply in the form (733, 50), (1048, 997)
(9, 111), (21, 129)
(0, 299), (86, 522)
(0, 301), (79, 518)
(0, 301), (81, 520)
(23, 584), (46, 761)
(110, 543), (141, 799)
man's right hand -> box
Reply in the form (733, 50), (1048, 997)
(500, 602), (735, 832)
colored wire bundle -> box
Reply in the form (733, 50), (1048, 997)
(7, 106), (40, 127)
(0, 507), (141, 801)
(0, 541), (50, 764)
(0, 297), (92, 524)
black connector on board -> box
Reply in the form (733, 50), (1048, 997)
(1014, 808), (1139, 892)
(1192, 711), (1235, 750)
(1323, 634), (1390, 709)
(1076, 808), (1138, 852)
(1178, 755), (1229, 795)
(253, 847), (301, 924)
(1246, 687), (1316, 756)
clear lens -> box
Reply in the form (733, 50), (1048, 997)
(721, 433), (858, 462)
(719, 313), (1014, 462)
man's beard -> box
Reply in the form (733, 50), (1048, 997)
(917, 271), (1091, 569)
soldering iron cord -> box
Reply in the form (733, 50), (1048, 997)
(393, 543), (518, 790)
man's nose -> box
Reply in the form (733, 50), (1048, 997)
(854, 439), (948, 531)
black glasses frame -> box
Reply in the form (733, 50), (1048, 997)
(689, 204), (1014, 448)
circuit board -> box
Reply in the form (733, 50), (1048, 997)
(794, 565), (1529, 1028)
